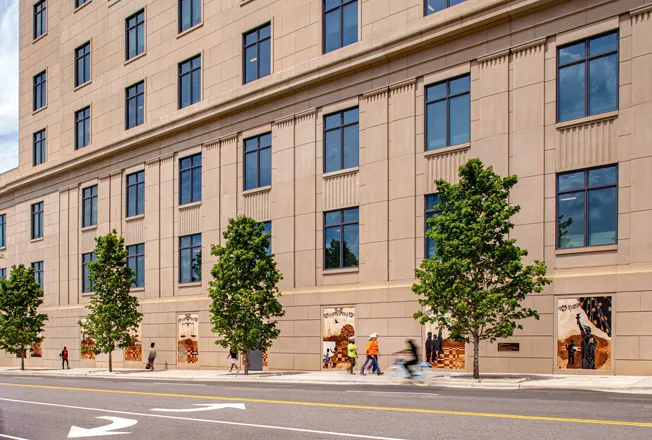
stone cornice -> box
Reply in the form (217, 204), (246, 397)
(630, 4), (652, 18)
(511, 37), (547, 58)
(477, 49), (510, 67)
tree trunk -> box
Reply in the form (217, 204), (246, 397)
(20, 346), (25, 371)
(473, 335), (480, 380)
(108, 351), (112, 373)
(243, 351), (250, 375)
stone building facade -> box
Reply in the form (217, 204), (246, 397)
(1, 0), (652, 375)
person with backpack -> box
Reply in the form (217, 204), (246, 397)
(60, 346), (69, 369)
(146, 342), (157, 371)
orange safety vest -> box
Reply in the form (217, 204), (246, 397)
(366, 340), (379, 356)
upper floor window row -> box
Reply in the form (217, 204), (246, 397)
(179, 55), (201, 109)
(0, 214), (6, 248)
(324, 107), (359, 174)
(126, 170), (145, 218)
(31, 202), (44, 240)
(126, 10), (145, 61)
(244, 23), (271, 84)
(75, 42), (91, 88)
(425, 74), (470, 151)
(180, 154), (202, 205)
(324, 0), (358, 54)
(179, 0), (201, 33)
(425, 194), (441, 259)
(244, 133), (272, 191)
(33, 71), (46, 112)
(126, 81), (145, 129)
(557, 31), (618, 123)
(33, 129), (46, 166)
(34, 1), (47, 40)
(75, 106), (91, 149)
(82, 185), (98, 228)
(425, 0), (466, 16)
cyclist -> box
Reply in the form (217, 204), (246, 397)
(396, 339), (419, 377)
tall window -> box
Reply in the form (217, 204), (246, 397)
(31, 202), (44, 240)
(126, 81), (145, 129)
(179, 0), (201, 33)
(323, 0), (358, 54)
(425, 0), (466, 16)
(126, 171), (145, 217)
(33, 71), (46, 111)
(75, 42), (91, 87)
(34, 1), (47, 40)
(557, 165), (617, 249)
(126, 10), (145, 61)
(558, 32), (618, 123)
(82, 185), (98, 228)
(33, 130), (46, 166)
(31, 262), (44, 292)
(244, 23), (271, 84)
(179, 154), (202, 205)
(82, 252), (96, 293)
(179, 55), (201, 109)
(75, 0), (90, 8)
(324, 207), (359, 269)
(179, 234), (202, 283)
(324, 107), (359, 173)
(244, 133), (272, 190)
(127, 244), (145, 288)
(75, 106), (91, 149)
(425, 194), (440, 258)
(425, 74), (470, 151)
(263, 221), (272, 255)
(0, 269), (6, 280)
(0, 214), (5, 248)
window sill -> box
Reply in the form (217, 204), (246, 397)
(81, 225), (98, 232)
(556, 244), (617, 255)
(125, 52), (147, 66)
(32, 106), (47, 116)
(130, 287), (145, 292)
(73, 80), (92, 92)
(555, 111), (619, 130)
(179, 201), (201, 211)
(243, 185), (271, 196)
(0, 246), (6, 252)
(81, 292), (96, 297)
(126, 214), (145, 222)
(323, 167), (359, 179)
(30, 238), (44, 243)
(32, 33), (48, 44)
(108, 0), (122, 8)
(177, 23), (204, 39)
(179, 281), (202, 287)
(241, 0), (256, 6)
(423, 142), (471, 158)
(323, 267), (359, 275)
(74, 0), (92, 14)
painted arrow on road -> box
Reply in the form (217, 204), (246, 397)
(151, 403), (246, 413)
(68, 416), (137, 438)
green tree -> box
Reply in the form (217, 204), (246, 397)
(208, 216), (285, 374)
(413, 159), (551, 379)
(78, 230), (143, 372)
(0, 264), (48, 370)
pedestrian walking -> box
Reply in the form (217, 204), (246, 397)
(146, 342), (157, 371)
(360, 334), (375, 375)
(369, 333), (383, 375)
(228, 347), (240, 373)
(425, 332), (434, 364)
(60, 346), (69, 369)
(347, 336), (358, 375)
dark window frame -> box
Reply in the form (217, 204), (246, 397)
(0, 268), (6, 280)
(555, 164), (618, 250)
(126, 81), (145, 129)
(75, 106), (91, 149)
(263, 221), (272, 255)
(178, 55), (201, 109)
(82, 252), (96, 293)
(75, 0), (90, 8)
(75, 41), (91, 87)
(31, 202), (44, 240)
(33, 129), (46, 166)
(126, 170), (145, 217)
(33, 71), (46, 111)
(125, 9), (145, 61)
(556, 31), (619, 123)
(179, 153), (202, 205)
(243, 22), (271, 84)
(178, 0), (202, 34)
(33, 0), (47, 40)
(179, 233), (202, 283)
(323, 107), (359, 173)
(31, 261), (44, 292)
(425, 74), (471, 151)
(243, 133), (272, 190)
(0, 214), (5, 248)
(81, 185), (98, 228)
(127, 243), (145, 288)
(323, 207), (359, 270)
(323, 0), (358, 54)
(424, 194), (440, 259)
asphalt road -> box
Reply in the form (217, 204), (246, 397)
(0, 375), (651, 439)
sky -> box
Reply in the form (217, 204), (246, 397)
(0, 0), (19, 175)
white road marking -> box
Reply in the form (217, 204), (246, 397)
(151, 383), (207, 387)
(151, 403), (245, 412)
(68, 416), (137, 438)
(0, 398), (405, 440)
(346, 391), (439, 396)
(0, 434), (32, 440)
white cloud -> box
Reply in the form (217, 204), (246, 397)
(0, 0), (19, 174)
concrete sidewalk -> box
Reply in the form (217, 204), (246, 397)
(2, 366), (652, 394)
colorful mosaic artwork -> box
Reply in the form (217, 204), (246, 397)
(80, 319), (96, 360)
(124, 327), (142, 362)
(424, 323), (465, 370)
(557, 297), (612, 370)
(30, 342), (42, 358)
(323, 307), (355, 370)
(262, 351), (268, 367)
(178, 313), (199, 364)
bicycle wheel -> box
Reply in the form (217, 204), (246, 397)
(411, 366), (431, 387)
(385, 366), (404, 385)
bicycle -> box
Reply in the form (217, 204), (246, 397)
(385, 359), (434, 386)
